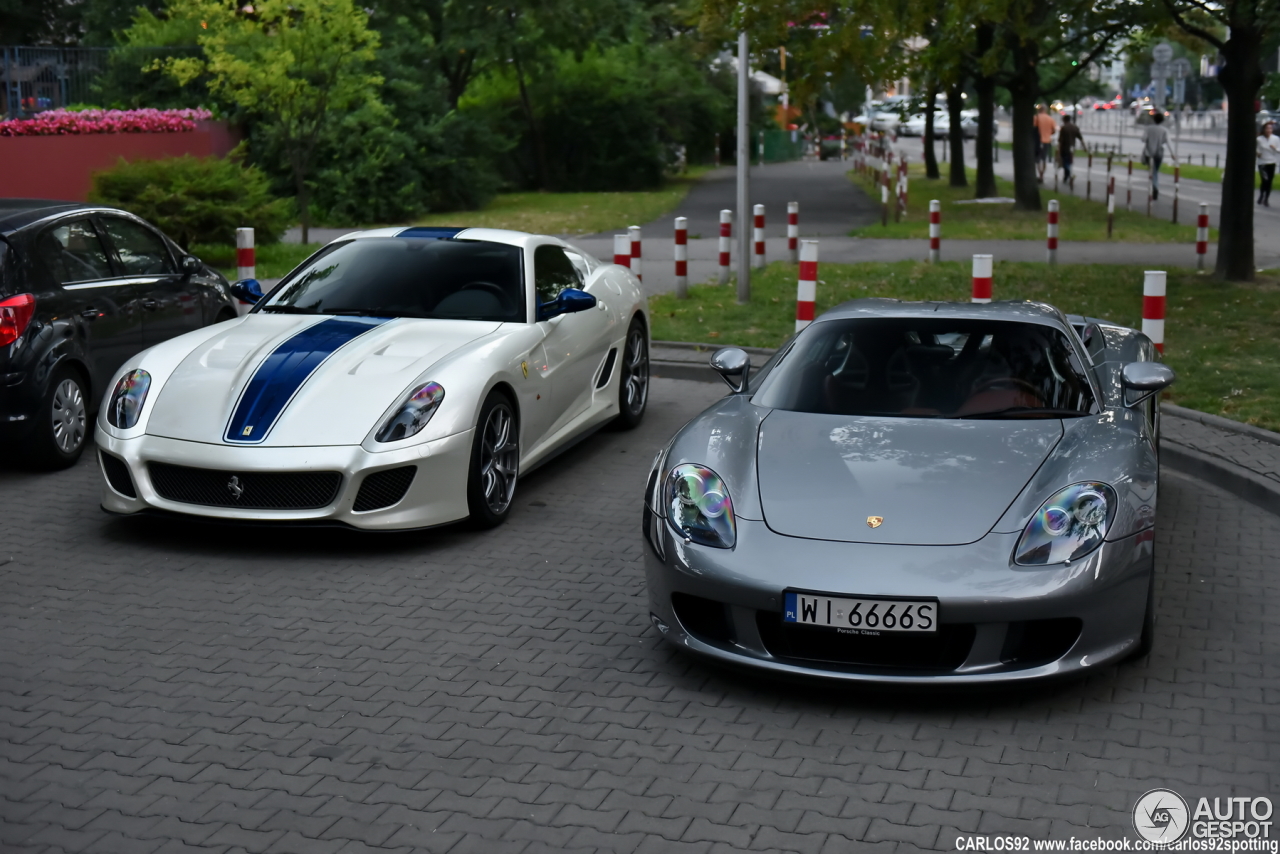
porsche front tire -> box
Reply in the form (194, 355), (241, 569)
(467, 390), (520, 528)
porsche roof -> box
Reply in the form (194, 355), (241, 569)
(817, 297), (1072, 329)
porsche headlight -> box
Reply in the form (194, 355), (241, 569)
(1014, 482), (1115, 566)
(376, 382), (445, 443)
(665, 464), (736, 549)
(106, 370), (151, 429)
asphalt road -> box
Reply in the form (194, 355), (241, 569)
(1, 378), (1277, 853)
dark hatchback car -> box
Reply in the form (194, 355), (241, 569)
(0, 200), (237, 468)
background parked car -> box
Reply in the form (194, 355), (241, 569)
(0, 200), (237, 469)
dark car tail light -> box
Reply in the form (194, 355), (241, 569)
(0, 293), (36, 347)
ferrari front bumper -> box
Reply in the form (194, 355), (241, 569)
(96, 429), (475, 531)
(642, 512), (1154, 685)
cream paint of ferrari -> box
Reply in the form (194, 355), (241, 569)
(144, 314), (501, 447)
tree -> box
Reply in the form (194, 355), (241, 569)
(159, 0), (382, 242)
(1160, 0), (1280, 280)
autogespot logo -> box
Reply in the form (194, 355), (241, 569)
(1133, 788), (1191, 843)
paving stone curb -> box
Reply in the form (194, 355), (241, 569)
(652, 341), (1280, 518)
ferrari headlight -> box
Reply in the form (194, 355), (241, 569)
(376, 382), (445, 443)
(106, 370), (151, 429)
(665, 464), (736, 549)
(1014, 482), (1115, 566)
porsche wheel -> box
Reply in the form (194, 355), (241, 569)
(613, 317), (649, 430)
(29, 366), (89, 469)
(467, 390), (519, 528)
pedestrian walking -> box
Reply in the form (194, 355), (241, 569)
(1257, 121), (1278, 207)
(1141, 112), (1177, 201)
(1058, 114), (1088, 189)
(1033, 104), (1057, 185)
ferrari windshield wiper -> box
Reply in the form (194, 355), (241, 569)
(260, 304), (316, 314)
(958, 407), (1090, 420)
(321, 308), (399, 317)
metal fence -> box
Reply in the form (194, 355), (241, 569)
(1, 46), (114, 118)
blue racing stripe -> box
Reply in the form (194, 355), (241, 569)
(397, 226), (465, 239)
(225, 316), (389, 443)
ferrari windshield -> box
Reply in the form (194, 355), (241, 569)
(753, 318), (1097, 419)
(259, 238), (524, 322)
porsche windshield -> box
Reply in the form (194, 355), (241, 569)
(259, 238), (524, 322)
(753, 318), (1097, 419)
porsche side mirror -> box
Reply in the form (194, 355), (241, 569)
(181, 255), (202, 275)
(230, 278), (264, 305)
(538, 287), (596, 321)
(1121, 361), (1175, 408)
(710, 347), (751, 393)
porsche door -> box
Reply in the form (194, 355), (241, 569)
(533, 244), (612, 436)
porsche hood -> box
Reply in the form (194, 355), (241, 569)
(756, 411), (1062, 545)
(145, 314), (501, 446)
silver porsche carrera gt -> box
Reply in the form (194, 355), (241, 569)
(641, 299), (1175, 684)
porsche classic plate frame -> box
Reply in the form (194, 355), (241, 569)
(783, 590), (938, 634)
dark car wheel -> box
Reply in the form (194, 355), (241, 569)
(30, 366), (88, 469)
(466, 390), (519, 528)
(612, 316), (649, 431)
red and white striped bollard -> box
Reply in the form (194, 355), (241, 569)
(613, 233), (631, 268)
(1196, 203), (1209, 272)
(928, 200), (940, 263)
(795, 240), (818, 332)
(1106, 177), (1115, 239)
(674, 216), (688, 298)
(752, 204), (765, 268)
(718, 209), (732, 285)
(235, 227), (256, 315)
(1142, 271), (1166, 353)
(1046, 199), (1059, 265)
(787, 202), (798, 263)
(971, 254), (993, 303)
(628, 225), (642, 282)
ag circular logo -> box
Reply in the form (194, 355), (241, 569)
(1133, 788), (1191, 843)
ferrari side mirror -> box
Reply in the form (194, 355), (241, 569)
(230, 278), (264, 305)
(710, 347), (750, 393)
(538, 287), (596, 321)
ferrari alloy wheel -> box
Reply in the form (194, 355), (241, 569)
(31, 367), (88, 469)
(614, 317), (649, 430)
(467, 391), (519, 527)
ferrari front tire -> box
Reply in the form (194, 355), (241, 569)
(467, 389), (520, 528)
(613, 316), (649, 430)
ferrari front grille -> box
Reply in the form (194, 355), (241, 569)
(352, 466), (416, 512)
(147, 462), (342, 510)
(99, 451), (136, 498)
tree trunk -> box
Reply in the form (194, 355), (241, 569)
(923, 80), (940, 180)
(973, 25), (997, 198)
(511, 46), (549, 190)
(1213, 30), (1264, 281)
(1008, 80), (1041, 211)
(294, 167), (310, 244)
(947, 84), (966, 187)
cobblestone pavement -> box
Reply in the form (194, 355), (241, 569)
(1, 378), (1277, 854)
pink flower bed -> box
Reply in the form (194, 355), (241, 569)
(0, 108), (214, 137)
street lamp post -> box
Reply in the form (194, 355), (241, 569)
(736, 30), (751, 304)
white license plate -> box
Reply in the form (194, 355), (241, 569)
(783, 592), (937, 633)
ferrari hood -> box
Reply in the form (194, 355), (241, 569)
(757, 411), (1062, 545)
(145, 314), (501, 446)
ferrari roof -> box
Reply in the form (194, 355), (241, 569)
(336, 226), (548, 249)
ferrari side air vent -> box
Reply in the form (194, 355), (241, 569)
(99, 451), (136, 498)
(595, 348), (618, 389)
(353, 466), (417, 512)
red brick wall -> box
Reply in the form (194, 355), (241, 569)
(0, 121), (241, 202)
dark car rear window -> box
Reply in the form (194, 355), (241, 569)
(752, 318), (1097, 419)
(260, 238), (525, 322)
(0, 237), (19, 296)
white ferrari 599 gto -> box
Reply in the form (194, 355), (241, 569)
(94, 227), (649, 530)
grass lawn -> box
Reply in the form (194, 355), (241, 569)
(649, 260), (1280, 430)
(850, 164), (1208, 243)
(413, 166), (713, 236)
(195, 242), (324, 281)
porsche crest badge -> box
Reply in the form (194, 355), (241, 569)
(866, 516), (883, 528)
